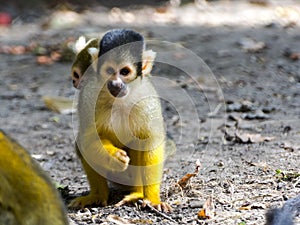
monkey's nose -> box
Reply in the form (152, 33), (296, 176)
(107, 79), (127, 98)
(111, 76), (123, 88)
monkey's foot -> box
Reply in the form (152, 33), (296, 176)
(112, 149), (130, 171)
(115, 194), (173, 213)
(141, 200), (173, 213)
(115, 192), (144, 207)
(68, 194), (108, 209)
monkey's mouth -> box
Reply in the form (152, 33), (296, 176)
(107, 81), (128, 98)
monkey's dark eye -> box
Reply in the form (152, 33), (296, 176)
(73, 71), (80, 79)
(120, 67), (130, 76)
(106, 67), (115, 75)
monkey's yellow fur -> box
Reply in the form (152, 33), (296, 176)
(0, 130), (68, 225)
(69, 35), (171, 211)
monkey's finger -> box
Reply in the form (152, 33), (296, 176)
(115, 150), (130, 164)
(156, 204), (162, 212)
(160, 202), (173, 213)
(115, 199), (126, 207)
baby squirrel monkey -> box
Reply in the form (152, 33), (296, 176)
(69, 29), (172, 212)
(71, 36), (99, 88)
(0, 130), (68, 225)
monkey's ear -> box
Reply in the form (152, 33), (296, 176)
(74, 36), (87, 54)
(88, 47), (99, 71)
(142, 50), (156, 76)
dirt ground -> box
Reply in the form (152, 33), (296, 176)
(0, 0), (300, 224)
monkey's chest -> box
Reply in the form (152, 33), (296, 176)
(96, 108), (134, 147)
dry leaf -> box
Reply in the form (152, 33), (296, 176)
(239, 202), (266, 210)
(241, 110), (270, 120)
(50, 51), (62, 61)
(239, 204), (252, 211)
(235, 132), (275, 143)
(197, 197), (215, 219)
(0, 45), (27, 55)
(283, 48), (300, 61)
(37, 56), (54, 65)
(106, 214), (134, 225)
(42, 96), (75, 114)
(239, 37), (266, 53)
(279, 142), (297, 152)
(248, 0), (269, 6)
(250, 161), (269, 171)
(177, 159), (201, 188)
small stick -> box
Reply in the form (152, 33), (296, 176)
(137, 200), (177, 223)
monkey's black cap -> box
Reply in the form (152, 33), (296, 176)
(99, 29), (144, 56)
(98, 29), (144, 76)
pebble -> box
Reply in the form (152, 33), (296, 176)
(189, 200), (204, 208)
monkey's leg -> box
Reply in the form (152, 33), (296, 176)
(142, 144), (172, 212)
(115, 186), (144, 207)
(116, 144), (172, 212)
(68, 144), (109, 208)
(141, 145), (172, 212)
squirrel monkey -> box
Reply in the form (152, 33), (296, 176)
(71, 36), (99, 88)
(69, 29), (172, 212)
(0, 130), (68, 225)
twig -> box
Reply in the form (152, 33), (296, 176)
(137, 200), (177, 223)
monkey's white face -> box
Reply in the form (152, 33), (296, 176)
(99, 60), (138, 98)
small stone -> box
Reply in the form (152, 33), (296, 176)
(46, 150), (55, 156)
(189, 200), (204, 208)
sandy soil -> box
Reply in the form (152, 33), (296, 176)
(0, 0), (299, 224)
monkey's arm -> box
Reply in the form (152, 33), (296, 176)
(69, 131), (130, 208)
(78, 127), (130, 172)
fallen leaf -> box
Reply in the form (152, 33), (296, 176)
(238, 204), (252, 211)
(239, 202), (266, 210)
(241, 110), (270, 120)
(37, 56), (54, 65)
(279, 142), (297, 152)
(197, 197), (215, 219)
(42, 96), (75, 114)
(226, 101), (255, 112)
(235, 132), (275, 143)
(9, 45), (27, 55)
(239, 37), (266, 53)
(283, 48), (300, 61)
(0, 45), (27, 55)
(106, 214), (135, 225)
(50, 51), (62, 61)
(177, 159), (201, 188)
(248, 0), (269, 6)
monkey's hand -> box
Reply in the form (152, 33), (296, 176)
(101, 139), (130, 171)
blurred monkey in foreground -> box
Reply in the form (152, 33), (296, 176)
(0, 130), (68, 225)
